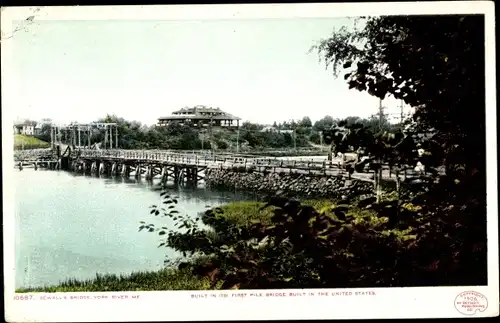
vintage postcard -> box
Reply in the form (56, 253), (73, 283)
(2, 2), (498, 321)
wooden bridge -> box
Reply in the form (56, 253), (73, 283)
(15, 147), (423, 186)
(66, 149), (420, 185)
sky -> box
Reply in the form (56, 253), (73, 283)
(11, 17), (407, 126)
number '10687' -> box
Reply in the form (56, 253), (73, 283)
(13, 295), (34, 300)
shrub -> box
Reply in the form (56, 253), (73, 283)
(144, 188), (485, 289)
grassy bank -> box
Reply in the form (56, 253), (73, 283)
(14, 135), (50, 150)
(17, 197), (416, 293)
(217, 199), (415, 240)
(16, 268), (213, 293)
(217, 199), (338, 226)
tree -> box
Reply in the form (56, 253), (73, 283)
(140, 16), (487, 290)
(312, 15), (486, 282)
(313, 115), (335, 132)
(34, 123), (52, 143)
(312, 15), (485, 176)
(299, 116), (312, 128)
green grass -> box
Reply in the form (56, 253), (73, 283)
(16, 268), (212, 293)
(216, 201), (276, 226)
(14, 135), (50, 150)
(216, 199), (415, 241)
(215, 199), (344, 227)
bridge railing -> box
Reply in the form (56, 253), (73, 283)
(73, 149), (351, 171)
(73, 149), (429, 177)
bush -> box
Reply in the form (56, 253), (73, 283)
(144, 189), (485, 289)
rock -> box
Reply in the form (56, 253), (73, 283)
(204, 167), (372, 199)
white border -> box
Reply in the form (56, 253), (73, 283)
(2, 2), (498, 321)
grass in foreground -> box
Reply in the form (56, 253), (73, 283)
(216, 199), (341, 227)
(18, 196), (416, 292)
(14, 135), (50, 150)
(217, 199), (416, 241)
(16, 268), (212, 293)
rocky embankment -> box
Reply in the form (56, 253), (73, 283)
(205, 167), (373, 198)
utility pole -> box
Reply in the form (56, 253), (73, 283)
(88, 126), (91, 148)
(293, 128), (297, 152)
(210, 116), (214, 157)
(201, 131), (204, 150)
(115, 125), (118, 149)
(110, 125), (113, 149)
(400, 99), (404, 128)
(378, 98), (384, 132)
(236, 124), (240, 153)
(376, 98), (385, 202)
(104, 126), (108, 149)
(50, 126), (54, 149)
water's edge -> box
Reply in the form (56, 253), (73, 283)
(14, 169), (258, 289)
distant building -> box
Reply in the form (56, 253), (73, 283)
(13, 121), (37, 136)
(260, 126), (294, 134)
(157, 105), (241, 128)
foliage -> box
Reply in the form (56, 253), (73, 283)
(311, 14), (487, 282)
(138, 15), (488, 290)
(94, 115), (319, 150)
(88, 113), (408, 151)
(145, 191), (484, 289)
(312, 15), (486, 174)
(33, 123), (52, 143)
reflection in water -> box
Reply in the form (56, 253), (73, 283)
(13, 169), (258, 289)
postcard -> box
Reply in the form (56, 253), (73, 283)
(2, 2), (498, 321)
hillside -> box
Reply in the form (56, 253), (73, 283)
(14, 135), (50, 150)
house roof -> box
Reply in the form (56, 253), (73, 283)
(159, 105), (241, 121)
(159, 115), (241, 121)
(14, 121), (37, 127)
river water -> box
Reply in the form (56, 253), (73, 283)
(13, 169), (257, 289)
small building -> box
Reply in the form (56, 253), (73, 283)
(157, 105), (241, 128)
(13, 121), (37, 136)
(261, 125), (278, 133)
(260, 126), (294, 134)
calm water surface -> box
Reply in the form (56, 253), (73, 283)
(14, 169), (257, 289)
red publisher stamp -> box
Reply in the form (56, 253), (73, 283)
(454, 291), (488, 315)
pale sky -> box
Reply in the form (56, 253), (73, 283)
(12, 17), (406, 126)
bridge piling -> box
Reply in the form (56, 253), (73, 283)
(161, 166), (168, 183)
(135, 165), (141, 179)
(145, 165), (152, 181)
(121, 164), (129, 177)
(173, 166), (180, 184)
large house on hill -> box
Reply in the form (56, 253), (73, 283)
(157, 105), (241, 128)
